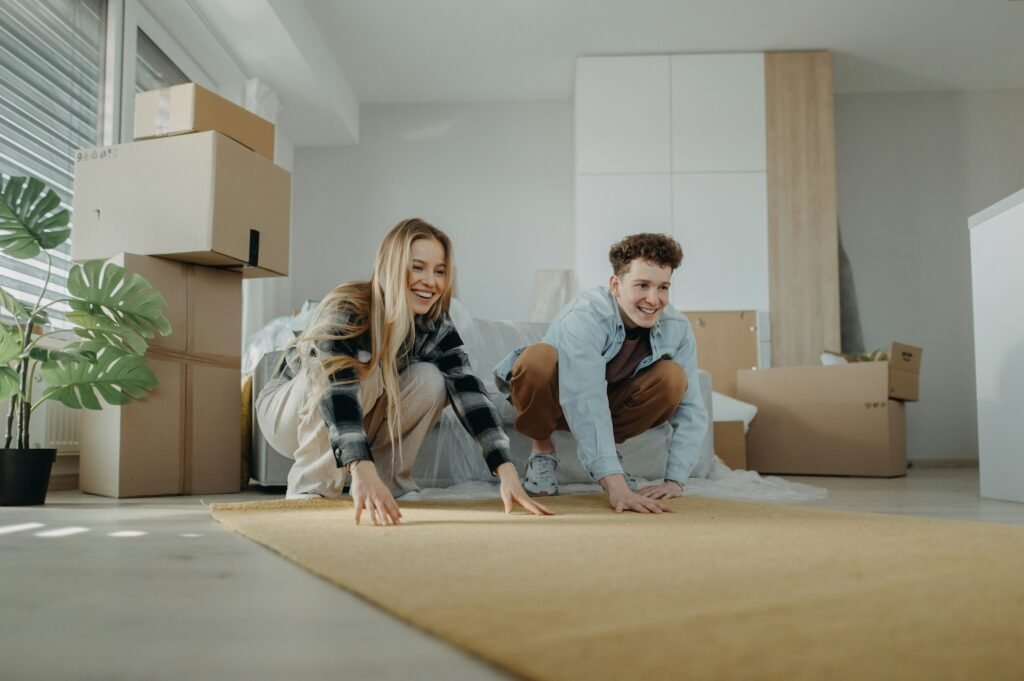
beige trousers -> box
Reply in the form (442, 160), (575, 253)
(255, 362), (448, 499)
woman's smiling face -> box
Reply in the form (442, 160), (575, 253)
(407, 237), (447, 315)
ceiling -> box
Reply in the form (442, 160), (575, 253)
(305, 0), (1024, 102)
(181, 0), (1024, 145)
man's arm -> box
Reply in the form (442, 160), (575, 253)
(663, 321), (709, 485)
(548, 309), (623, 481)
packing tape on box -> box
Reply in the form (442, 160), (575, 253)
(146, 348), (241, 371)
(154, 87), (172, 135)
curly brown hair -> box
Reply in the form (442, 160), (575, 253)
(608, 233), (683, 276)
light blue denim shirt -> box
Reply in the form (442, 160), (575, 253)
(494, 286), (708, 484)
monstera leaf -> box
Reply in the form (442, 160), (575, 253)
(0, 174), (71, 259)
(27, 345), (98, 364)
(65, 311), (148, 355)
(0, 324), (23, 401)
(0, 289), (49, 327)
(66, 260), (172, 343)
(39, 345), (157, 410)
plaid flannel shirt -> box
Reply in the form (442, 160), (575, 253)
(278, 311), (512, 474)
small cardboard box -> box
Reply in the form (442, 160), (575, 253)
(713, 420), (747, 470)
(71, 131), (291, 278)
(79, 255), (242, 498)
(134, 83), (275, 161)
(736, 344), (922, 477)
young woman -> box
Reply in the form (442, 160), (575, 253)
(256, 218), (551, 525)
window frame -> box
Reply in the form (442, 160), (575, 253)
(103, 0), (219, 145)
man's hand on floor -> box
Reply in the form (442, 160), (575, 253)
(601, 474), (674, 514)
(637, 481), (684, 500)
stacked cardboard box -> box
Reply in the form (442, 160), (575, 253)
(72, 84), (291, 497)
(736, 344), (922, 477)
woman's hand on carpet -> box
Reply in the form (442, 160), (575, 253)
(637, 481), (684, 500)
(496, 463), (554, 516)
(350, 461), (403, 526)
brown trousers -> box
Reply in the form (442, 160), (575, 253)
(508, 343), (687, 443)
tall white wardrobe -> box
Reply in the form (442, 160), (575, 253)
(574, 51), (839, 369)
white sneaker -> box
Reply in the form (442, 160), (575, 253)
(522, 454), (559, 496)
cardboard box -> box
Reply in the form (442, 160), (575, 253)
(134, 83), (275, 161)
(713, 420), (747, 470)
(683, 310), (760, 398)
(72, 131), (290, 278)
(886, 342), (922, 401)
(79, 255), (242, 497)
(736, 352), (921, 476)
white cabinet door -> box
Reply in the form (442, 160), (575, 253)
(575, 56), (672, 174)
(575, 174), (673, 292)
(970, 191), (1024, 503)
(671, 53), (766, 172)
(671, 173), (769, 313)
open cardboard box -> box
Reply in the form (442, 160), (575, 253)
(72, 131), (291, 278)
(736, 344), (922, 477)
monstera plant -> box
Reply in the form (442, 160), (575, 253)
(0, 172), (171, 505)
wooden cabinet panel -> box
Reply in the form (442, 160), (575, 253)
(765, 51), (840, 367)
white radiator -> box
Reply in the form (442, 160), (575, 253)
(1, 398), (81, 452)
(43, 400), (80, 451)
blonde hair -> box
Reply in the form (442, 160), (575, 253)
(293, 218), (454, 460)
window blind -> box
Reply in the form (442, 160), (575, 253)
(0, 0), (105, 327)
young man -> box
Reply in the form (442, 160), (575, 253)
(494, 233), (707, 514)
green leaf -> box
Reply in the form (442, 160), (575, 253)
(65, 260), (172, 341)
(0, 288), (49, 326)
(0, 323), (23, 364)
(0, 288), (28, 321)
(27, 346), (98, 364)
(39, 345), (158, 410)
(0, 366), (19, 402)
(0, 173), (71, 259)
(65, 311), (148, 355)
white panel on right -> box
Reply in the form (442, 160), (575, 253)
(969, 188), (1024, 504)
(671, 53), (766, 173)
(575, 173), (673, 293)
(671, 172), (769, 313)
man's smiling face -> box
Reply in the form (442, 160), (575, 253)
(609, 258), (672, 329)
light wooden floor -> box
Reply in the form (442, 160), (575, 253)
(784, 467), (1024, 525)
(1, 467), (1021, 681)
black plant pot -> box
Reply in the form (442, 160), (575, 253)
(0, 448), (57, 506)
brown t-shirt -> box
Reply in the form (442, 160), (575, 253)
(605, 327), (652, 385)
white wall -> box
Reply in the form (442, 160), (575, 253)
(291, 101), (574, 321)
(835, 89), (1024, 461)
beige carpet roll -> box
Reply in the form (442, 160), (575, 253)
(212, 494), (1024, 681)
